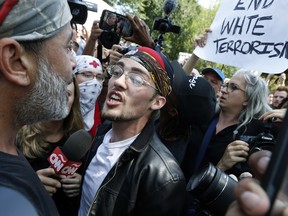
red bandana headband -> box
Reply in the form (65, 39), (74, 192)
(124, 47), (171, 97)
(0, 0), (19, 25)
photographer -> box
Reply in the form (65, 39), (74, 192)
(181, 29), (278, 178)
(205, 70), (277, 177)
(184, 69), (282, 216)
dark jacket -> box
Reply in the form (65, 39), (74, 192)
(82, 120), (187, 216)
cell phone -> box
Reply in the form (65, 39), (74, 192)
(99, 9), (133, 37)
(261, 111), (288, 215)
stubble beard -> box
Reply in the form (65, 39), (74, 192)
(101, 93), (157, 122)
(15, 56), (69, 127)
(101, 104), (139, 122)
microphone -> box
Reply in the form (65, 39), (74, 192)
(48, 129), (92, 176)
(163, 0), (177, 16)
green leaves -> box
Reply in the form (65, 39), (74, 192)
(108, 0), (238, 76)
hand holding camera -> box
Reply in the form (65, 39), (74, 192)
(125, 14), (155, 48)
(99, 10), (156, 51)
(217, 140), (250, 171)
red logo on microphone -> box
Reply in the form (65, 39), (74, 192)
(48, 147), (82, 176)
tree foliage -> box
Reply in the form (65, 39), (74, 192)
(107, 0), (238, 78)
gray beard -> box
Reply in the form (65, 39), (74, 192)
(15, 57), (69, 127)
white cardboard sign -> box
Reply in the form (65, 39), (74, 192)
(194, 0), (288, 74)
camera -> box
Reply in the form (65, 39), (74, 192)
(99, 10), (133, 49)
(232, 118), (276, 176)
(67, 0), (88, 25)
(240, 118), (276, 156)
(83, 0), (97, 13)
(152, 17), (180, 34)
(186, 163), (237, 216)
(152, 0), (181, 50)
(240, 132), (275, 156)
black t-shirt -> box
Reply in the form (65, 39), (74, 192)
(0, 150), (59, 216)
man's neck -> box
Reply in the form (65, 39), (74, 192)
(110, 120), (147, 143)
(0, 130), (18, 155)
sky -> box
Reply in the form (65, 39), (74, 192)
(197, 0), (218, 9)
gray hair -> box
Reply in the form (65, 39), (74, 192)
(234, 69), (271, 133)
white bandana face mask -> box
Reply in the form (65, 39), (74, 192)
(78, 79), (103, 130)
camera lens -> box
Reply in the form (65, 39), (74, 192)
(186, 163), (237, 215)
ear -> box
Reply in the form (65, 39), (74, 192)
(0, 38), (32, 86)
(150, 95), (167, 111)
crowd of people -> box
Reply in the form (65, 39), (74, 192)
(0, 0), (287, 216)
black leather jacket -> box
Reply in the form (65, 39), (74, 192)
(82, 120), (187, 216)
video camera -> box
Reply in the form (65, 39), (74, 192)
(68, 0), (88, 25)
(152, 0), (180, 51)
(152, 17), (180, 34)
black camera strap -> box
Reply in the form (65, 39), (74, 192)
(193, 117), (219, 175)
(97, 43), (103, 63)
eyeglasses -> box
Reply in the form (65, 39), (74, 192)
(222, 82), (245, 93)
(108, 65), (158, 91)
(76, 71), (105, 83)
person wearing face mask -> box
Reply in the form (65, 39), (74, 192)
(73, 55), (105, 137)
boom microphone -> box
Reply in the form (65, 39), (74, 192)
(48, 129), (92, 176)
(163, 0), (177, 16)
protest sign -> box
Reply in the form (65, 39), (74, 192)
(194, 0), (288, 74)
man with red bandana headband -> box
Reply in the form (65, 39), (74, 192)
(78, 47), (186, 216)
(0, 0), (75, 215)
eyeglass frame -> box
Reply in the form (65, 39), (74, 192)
(221, 82), (246, 93)
(75, 71), (105, 83)
(107, 65), (159, 92)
